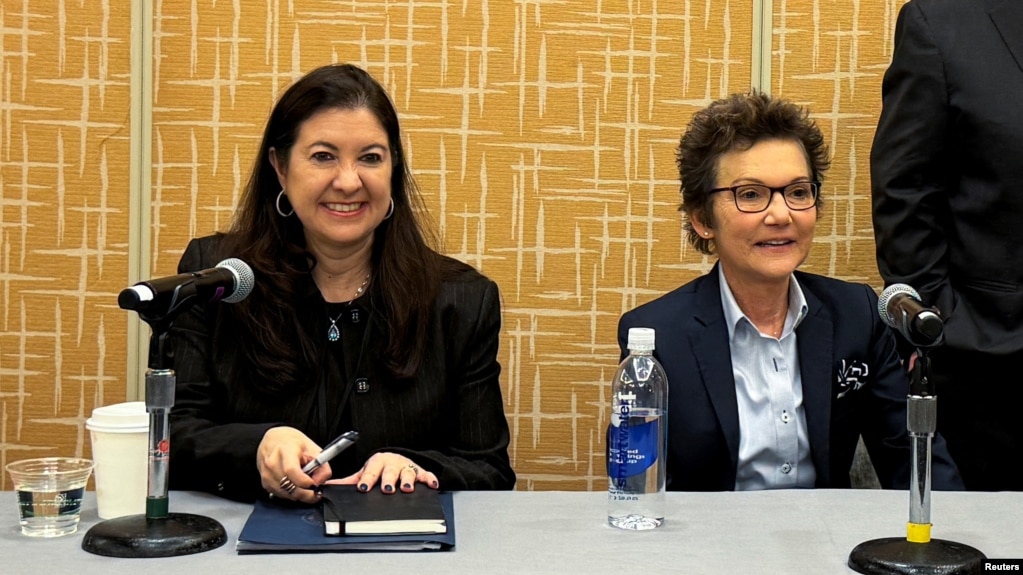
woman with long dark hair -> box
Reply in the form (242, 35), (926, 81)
(167, 64), (515, 503)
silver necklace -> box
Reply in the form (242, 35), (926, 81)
(327, 274), (370, 342)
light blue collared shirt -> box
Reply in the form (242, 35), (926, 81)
(718, 266), (816, 490)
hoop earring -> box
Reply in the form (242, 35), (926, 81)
(275, 190), (294, 217)
(383, 198), (394, 220)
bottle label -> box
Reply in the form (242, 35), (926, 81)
(607, 400), (660, 489)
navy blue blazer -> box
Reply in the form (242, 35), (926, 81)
(618, 266), (962, 491)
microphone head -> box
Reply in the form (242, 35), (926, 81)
(877, 283), (920, 328)
(216, 258), (255, 303)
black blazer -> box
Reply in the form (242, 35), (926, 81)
(165, 235), (515, 501)
(618, 266), (962, 491)
(871, 0), (1023, 354)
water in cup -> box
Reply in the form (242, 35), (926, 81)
(6, 457), (94, 537)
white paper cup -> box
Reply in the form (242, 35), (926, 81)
(86, 401), (148, 519)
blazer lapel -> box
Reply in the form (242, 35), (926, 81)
(689, 267), (741, 473)
(990, 0), (1023, 75)
(795, 284), (834, 486)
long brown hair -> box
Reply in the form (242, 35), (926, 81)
(220, 64), (441, 393)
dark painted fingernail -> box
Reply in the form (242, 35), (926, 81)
(359, 483), (369, 492)
(383, 484), (393, 493)
(402, 483), (411, 489)
(430, 480), (439, 488)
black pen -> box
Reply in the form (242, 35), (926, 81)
(302, 430), (359, 475)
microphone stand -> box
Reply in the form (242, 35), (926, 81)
(848, 346), (985, 574)
(82, 305), (227, 557)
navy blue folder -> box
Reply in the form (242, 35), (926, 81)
(236, 491), (455, 553)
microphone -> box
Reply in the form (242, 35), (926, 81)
(877, 284), (944, 347)
(118, 258), (255, 311)
(852, 284), (985, 574)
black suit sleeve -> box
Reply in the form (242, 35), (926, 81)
(166, 238), (280, 501)
(166, 239), (516, 499)
(871, 0), (955, 316)
(376, 278), (516, 490)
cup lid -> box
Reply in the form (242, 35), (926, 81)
(86, 401), (148, 431)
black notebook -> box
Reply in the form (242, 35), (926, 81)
(321, 484), (447, 536)
(235, 490), (455, 553)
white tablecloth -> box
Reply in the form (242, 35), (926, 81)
(1, 489), (1019, 574)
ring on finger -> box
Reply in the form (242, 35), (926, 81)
(279, 475), (298, 494)
(404, 463), (419, 474)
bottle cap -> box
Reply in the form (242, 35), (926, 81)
(627, 327), (655, 351)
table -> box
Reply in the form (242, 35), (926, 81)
(1, 490), (1019, 574)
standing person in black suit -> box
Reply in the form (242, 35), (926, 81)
(619, 91), (962, 491)
(165, 64), (515, 503)
(871, 0), (1023, 491)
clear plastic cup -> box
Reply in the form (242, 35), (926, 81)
(86, 401), (149, 519)
(6, 457), (95, 537)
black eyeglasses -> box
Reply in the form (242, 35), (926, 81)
(708, 182), (820, 213)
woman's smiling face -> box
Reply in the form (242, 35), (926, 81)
(271, 106), (393, 257)
(692, 138), (818, 291)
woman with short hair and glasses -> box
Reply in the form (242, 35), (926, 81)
(617, 91), (963, 491)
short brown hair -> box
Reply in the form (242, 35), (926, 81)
(677, 90), (830, 254)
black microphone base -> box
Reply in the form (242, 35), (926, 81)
(81, 512), (227, 558)
(849, 537), (986, 575)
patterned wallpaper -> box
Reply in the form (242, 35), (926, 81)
(770, 0), (899, 282)
(1, 0), (895, 491)
(0, 1), (134, 485)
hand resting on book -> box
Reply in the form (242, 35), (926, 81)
(326, 452), (439, 494)
(321, 484), (447, 536)
(259, 427), (437, 504)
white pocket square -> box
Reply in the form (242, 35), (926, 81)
(836, 359), (869, 399)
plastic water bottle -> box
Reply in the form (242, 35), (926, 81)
(607, 327), (667, 530)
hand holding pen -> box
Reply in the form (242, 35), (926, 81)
(303, 430), (359, 475)
(265, 429), (358, 502)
